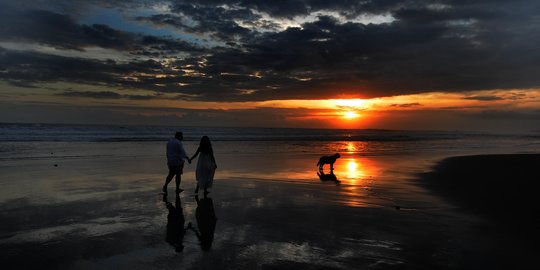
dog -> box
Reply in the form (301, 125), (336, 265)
(316, 153), (340, 170)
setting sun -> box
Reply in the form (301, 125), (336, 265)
(334, 99), (366, 121)
(343, 111), (360, 119)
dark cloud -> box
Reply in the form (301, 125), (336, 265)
(463, 95), (503, 101)
(0, 3), (202, 54)
(138, 4), (258, 42)
(463, 110), (540, 120)
(390, 103), (421, 108)
(0, 49), (175, 95)
(0, 6), (129, 51)
(4, 80), (39, 88)
(58, 90), (122, 99)
(0, 101), (328, 128)
(1, 0), (540, 102)
(56, 90), (162, 100)
(167, 0), (398, 19)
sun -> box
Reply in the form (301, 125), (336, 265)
(343, 111), (359, 119)
(334, 99), (365, 120)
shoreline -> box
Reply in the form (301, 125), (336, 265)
(418, 153), (540, 226)
(417, 153), (540, 269)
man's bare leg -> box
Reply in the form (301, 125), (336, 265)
(163, 173), (174, 193)
(175, 174), (183, 193)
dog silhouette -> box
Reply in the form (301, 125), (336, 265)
(316, 153), (341, 170)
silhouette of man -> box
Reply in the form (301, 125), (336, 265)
(164, 193), (190, 252)
(163, 131), (190, 193)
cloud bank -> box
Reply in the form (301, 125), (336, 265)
(1, 0), (540, 102)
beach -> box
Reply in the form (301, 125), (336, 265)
(418, 154), (540, 269)
(3, 1), (540, 269)
(1, 127), (540, 269)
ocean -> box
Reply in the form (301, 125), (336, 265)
(1, 123), (539, 158)
(2, 123), (538, 142)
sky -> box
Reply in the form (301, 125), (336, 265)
(1, 0), (540, 132)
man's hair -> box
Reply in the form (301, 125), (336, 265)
(175, 131), (183, 139)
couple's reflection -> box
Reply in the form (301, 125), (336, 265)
(163, 193), (217, 252)
(194, 195), (217, 251)
(317, 169), (340, 185)
(163, 193), (189, 252)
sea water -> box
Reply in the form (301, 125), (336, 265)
(1, 123), (539, 160)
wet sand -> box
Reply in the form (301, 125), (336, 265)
(418, 154), (540, 269)
(419, 154), (540, 222)
(0, 141), (538, 269)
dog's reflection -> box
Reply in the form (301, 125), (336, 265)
(317, 169), (341, 185)
(163, 193), (190, 252)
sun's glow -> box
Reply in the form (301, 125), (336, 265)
(334, 99), (366, 121)
(335, 99), (367, 108)
(343, 111), (359, 119)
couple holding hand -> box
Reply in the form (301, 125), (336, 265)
(163, 132), (217, 195)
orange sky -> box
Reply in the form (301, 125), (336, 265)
(2, 80), (539, 131)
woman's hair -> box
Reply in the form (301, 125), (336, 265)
(199, 136), (212, 152)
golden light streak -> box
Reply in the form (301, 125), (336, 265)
(338, 156), (379, 182)
(340, 157), (372, 184)
(335, 99), (367, 108)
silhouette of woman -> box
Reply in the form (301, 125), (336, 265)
(163, 193), (190, 252)
(192, 195), (217, 251)
(189, 136), (217, 195)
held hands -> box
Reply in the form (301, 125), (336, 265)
(187, 158), (192, 164)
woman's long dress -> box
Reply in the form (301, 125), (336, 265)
(196, 150), (216, 188)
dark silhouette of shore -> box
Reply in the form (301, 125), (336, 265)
(418, 153), (540, 269)
(419, 154), (540, 223)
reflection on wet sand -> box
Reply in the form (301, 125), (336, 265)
(192, 195), (217, 251)
(5, 137), (539, 269)
(213, 151), (384, 209)
(338, 157), (378, 182)
(313, 154), (389, 208)
(215, 152), (380, 188)
(316, 155), (379, 183)
(317, 169), (340, 184)
(163, 193), (189, 252)
(163, 192), (219, 252)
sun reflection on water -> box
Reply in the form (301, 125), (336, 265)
(337, 156), (379, 183)
(346, 159), (360, 180)
(334, 156), (382, 207)
(346, 142), (355, 153)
